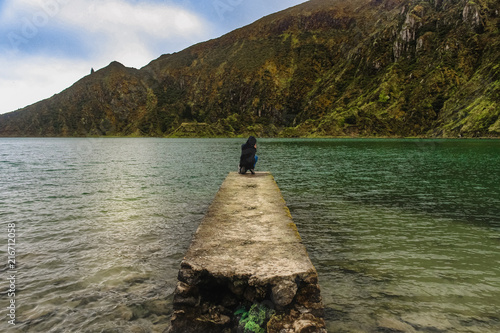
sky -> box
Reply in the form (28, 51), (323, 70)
(0, 0), (307, 115)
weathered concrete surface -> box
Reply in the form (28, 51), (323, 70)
(168, 172), (326, 333)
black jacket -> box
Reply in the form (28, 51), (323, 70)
(239, 136), (257, 169)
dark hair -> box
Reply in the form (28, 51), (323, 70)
(247, 136), (257, 146)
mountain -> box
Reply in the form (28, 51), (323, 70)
(1, 0), (499, 138)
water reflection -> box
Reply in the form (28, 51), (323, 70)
(0, 138), (499, 332)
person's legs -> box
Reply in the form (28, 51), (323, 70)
(249, 156), (258, 174)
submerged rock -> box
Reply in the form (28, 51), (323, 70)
(377, 316), (416, 333)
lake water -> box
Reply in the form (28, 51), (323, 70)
(1, 138), (499, 332)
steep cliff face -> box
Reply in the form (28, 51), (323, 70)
(1, 0), (499, 137)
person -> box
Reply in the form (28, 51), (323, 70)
(239, 136), (258, 175)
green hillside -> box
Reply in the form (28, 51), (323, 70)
(1, 0), (499, 138)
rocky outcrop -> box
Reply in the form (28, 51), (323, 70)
(463, 1), (484, 32)
(394, 4), (424, 60)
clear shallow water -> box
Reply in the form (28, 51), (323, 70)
(1, 138), (499, 332)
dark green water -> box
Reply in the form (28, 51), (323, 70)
(1, 138), (499, 332)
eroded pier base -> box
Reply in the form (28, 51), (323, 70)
(168, 172), (326, 333)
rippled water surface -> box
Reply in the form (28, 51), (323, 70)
(1, 138), (499, 332)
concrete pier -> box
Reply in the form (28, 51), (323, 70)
(168, 172), (326, 333)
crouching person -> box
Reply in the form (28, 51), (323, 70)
(239, 136), (258, 175)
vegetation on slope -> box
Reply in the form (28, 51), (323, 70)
(0, 0), (499, 138)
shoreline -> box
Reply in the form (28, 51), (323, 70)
(1, 135), (499, 140)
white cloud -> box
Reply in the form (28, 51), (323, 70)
(1, 0), (208, 37)
(73, 1), (206, 38)
(67, 0), (211, 68)
(1, 0), (211, 66)
(0, 55), (93, 114)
